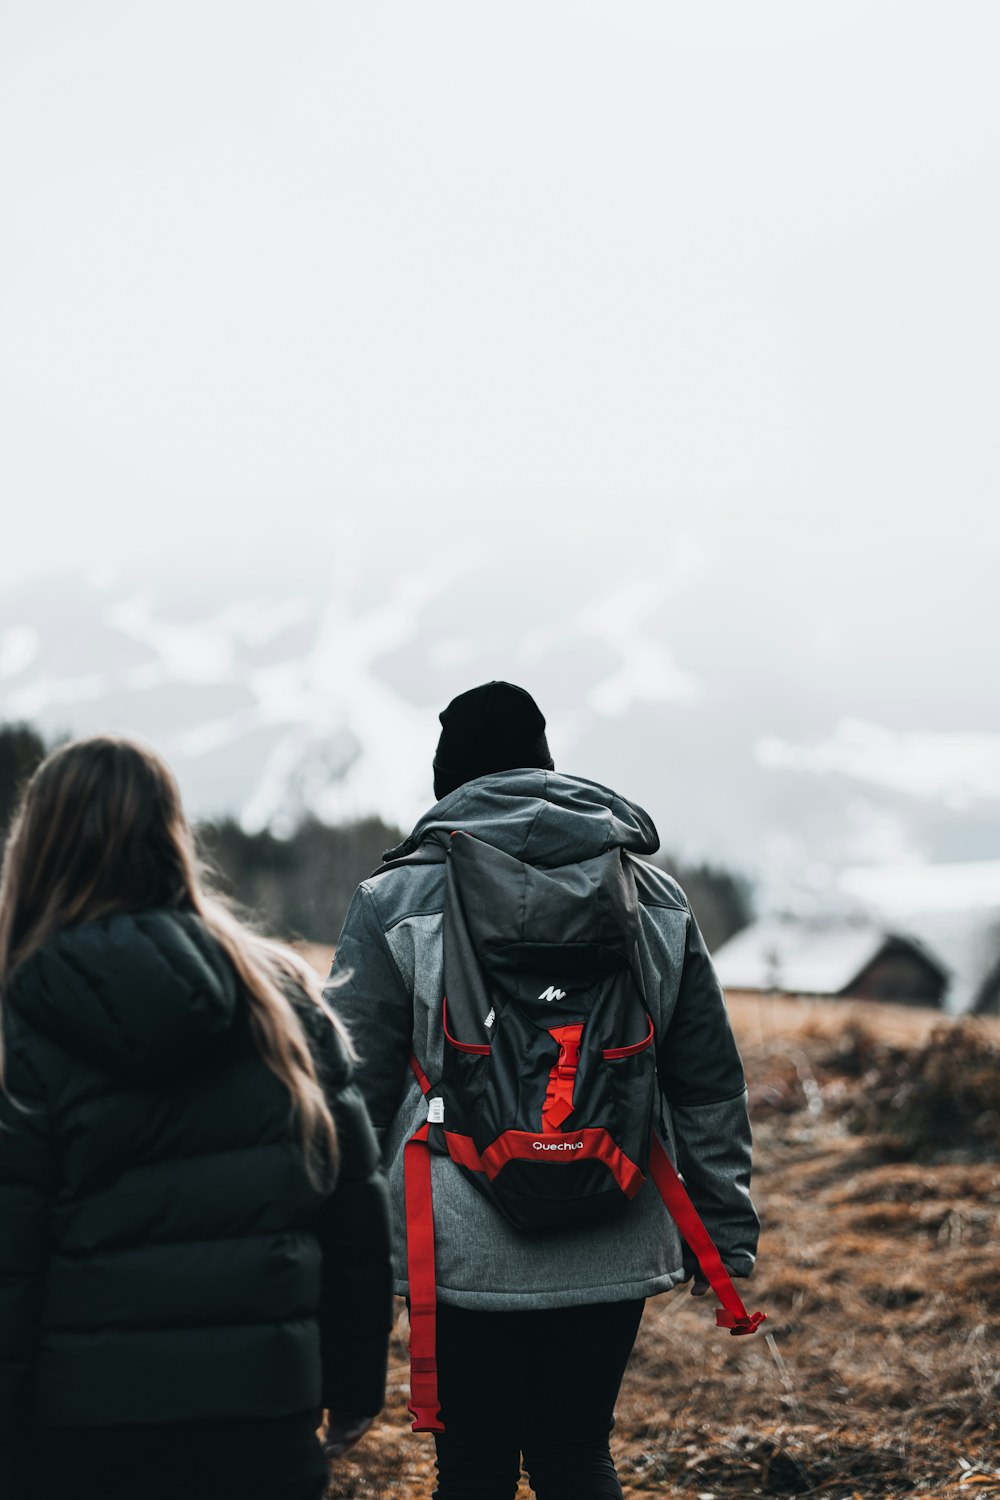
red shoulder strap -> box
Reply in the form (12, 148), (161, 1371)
(404, 1122), (446, 1433)
(404, 1057), (445, 1432)
(648, 1135), (765, 1336)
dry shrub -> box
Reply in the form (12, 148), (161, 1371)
(615, 1013), (1000, 1497)
(827, 1161), (1000, 1207)
(836, 1021), (1000, 1160)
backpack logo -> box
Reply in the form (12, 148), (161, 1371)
(532, 1139), (583, 1151)
(538, 986), (567, 1003)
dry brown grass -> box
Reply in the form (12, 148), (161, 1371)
(324, 990), (1000, 1498)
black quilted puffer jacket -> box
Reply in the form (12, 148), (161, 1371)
(0, 908), (393, 1484)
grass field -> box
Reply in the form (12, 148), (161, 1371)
(311, 973), (1000, 1499)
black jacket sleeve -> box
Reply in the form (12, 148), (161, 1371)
(311, 1012), (394, 1418)
(656, 909), (759, 1276)
(0, 1040), (54, 1490)
(325, 883), (413, 1143)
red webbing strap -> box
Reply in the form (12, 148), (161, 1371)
(403, 1119), (446, 1432)
(410, 1053), (432, 1096)
(403, 1053), (446, 1432)
(648, 1135), (766, 1337)
(541, 1024), (584, 1131)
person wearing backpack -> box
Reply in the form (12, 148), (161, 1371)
(327, 681), (760, 1500)
(0, 735), (394, 1500)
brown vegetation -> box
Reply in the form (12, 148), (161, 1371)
(327, 995), (1000, 1498)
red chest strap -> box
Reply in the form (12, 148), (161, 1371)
(541, 1024), (584, 1132)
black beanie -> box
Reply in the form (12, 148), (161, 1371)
(433, 681), (554, 800)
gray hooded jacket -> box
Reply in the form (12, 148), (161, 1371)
(327, 770), (758, 1311)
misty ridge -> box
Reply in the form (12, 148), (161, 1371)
(5, 553), (1000, 1015)
(4, 567), (1000, 894)
(0, 720), (752, 954)
(4, 565), (1000, 1015)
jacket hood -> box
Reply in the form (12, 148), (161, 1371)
(8, 909), (240, 1080)
(386, 769), (660, 868)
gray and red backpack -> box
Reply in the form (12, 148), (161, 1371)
(397, 831), (764, 1432)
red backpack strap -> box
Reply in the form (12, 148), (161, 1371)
(648, 1135), (765, 1336)
(404, 1054), (446, 1432)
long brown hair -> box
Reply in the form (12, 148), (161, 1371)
(0, 734), (345, 1186)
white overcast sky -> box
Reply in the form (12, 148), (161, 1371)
(2, 1), (999, 588)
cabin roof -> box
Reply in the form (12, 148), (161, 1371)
(713, 917), (947, 997)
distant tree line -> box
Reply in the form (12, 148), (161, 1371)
(198, 815), (401, 945)
(0, 722), (753, 949)
(0, 721), (400, 943)
(0, 722), (48, 841)
(199, 821), (752, 950)
(654, 856), (753, 954)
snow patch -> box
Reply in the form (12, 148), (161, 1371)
(756, 719), (1000, 807)
(239, 574), (442, 833)
(0, 626), (40, 679)
(240, 597), (315, 648)
(103, 593), (316, 681)
(838, 859), (1000, 915)
(429, 637), (473, 670)
(168, 709), (264, 759)
(579, 583), (700, 716)
(107, 594), (238, 683)
(4, 672), (108, 717)
(842, 799), (926, 866)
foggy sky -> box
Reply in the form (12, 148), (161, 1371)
(3, 1), (1000, 817)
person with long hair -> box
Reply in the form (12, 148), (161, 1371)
(0, 735), (393, 1500)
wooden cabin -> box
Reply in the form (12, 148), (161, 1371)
(973, 956), (1000, 1015)
(713, 918), (947, 1007)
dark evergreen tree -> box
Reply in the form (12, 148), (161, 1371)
(0, 722), (48, 841)
(197, 815), (403, 944)
(655, 853), (753, 952)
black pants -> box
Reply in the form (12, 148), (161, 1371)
(20, 1410), (328, 1500)
(432, 1299), (645, 1500)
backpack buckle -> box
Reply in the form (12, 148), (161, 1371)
(717, 1308), (767, 1336)
(556, 1038), (581, 1073)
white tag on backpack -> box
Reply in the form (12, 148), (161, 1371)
(427, 1097), (445, 1124)
(484, 1008), (496, 1028)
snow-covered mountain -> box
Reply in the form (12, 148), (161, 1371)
(2, 565), (1000, 928)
